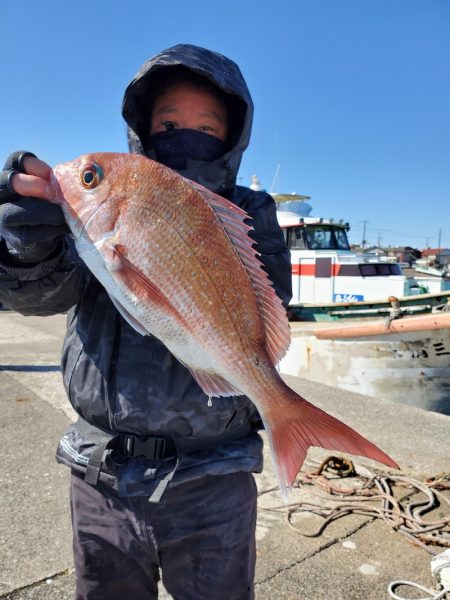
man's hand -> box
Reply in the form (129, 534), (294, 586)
(0, 151), (68, 263)
(0, 151), (56, 201)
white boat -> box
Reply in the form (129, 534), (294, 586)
(279, 311), (450, 415)
(273, 195), (450, 321)
(415, 264), (449, 278)
(271, 194), (450, 414)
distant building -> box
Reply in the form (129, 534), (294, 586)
(420, 248), (450, 267)
(351, 245), (386, 256)
(440, 249), (450, 267)
(386, 246), (421, 266)
(422, 248), (441, 260)
(350, 245), (421, 266)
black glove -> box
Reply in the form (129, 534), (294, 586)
(0, 151), (69, 263)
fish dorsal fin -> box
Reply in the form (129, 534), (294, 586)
(190, 180), (291, 365)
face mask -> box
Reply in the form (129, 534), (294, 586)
(145, 129), (227, 170)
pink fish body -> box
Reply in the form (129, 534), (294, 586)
(51, 152), (398, 499)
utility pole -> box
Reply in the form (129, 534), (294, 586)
(438, 228), (442, 250)
(360, 220), (369, 247)
(377, 230), (382, 248)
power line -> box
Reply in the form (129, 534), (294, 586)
(350, 227), (449, 245)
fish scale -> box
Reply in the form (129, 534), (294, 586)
(123, 207), (256, 357)
(51, 151), (399, 501)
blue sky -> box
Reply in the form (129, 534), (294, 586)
(2, 0), (449, 248)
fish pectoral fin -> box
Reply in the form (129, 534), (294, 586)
(110, 244), (185, 325)
(187, 367), (243, 398)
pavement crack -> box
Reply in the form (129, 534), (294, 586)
(255, 515), (377, 586)
(0, 568), (74, 599)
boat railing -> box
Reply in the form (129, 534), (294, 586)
(328, 304), (432, 317)
(336, 255), (365, 263)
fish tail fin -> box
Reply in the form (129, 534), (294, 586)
(264, 388), (399, 503)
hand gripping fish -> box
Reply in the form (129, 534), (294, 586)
(50, 152), (398, 500)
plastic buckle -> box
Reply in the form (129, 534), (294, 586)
(122, 435), (167, 460)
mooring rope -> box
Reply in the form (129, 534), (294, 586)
(257, 456), (450, 554)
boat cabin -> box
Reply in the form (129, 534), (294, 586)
(275, 199), (406, 305)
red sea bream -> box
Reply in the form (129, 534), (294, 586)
(50, 152), (398, 500)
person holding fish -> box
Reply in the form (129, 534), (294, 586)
(0, 44), (397, 600)
(0, 44), (293, 600)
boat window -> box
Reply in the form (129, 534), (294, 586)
(360, 264), (377, 276)
(377, 264), (391, 275)
(338, 265), (361, 276)
(289, 227), (307, 249)
(359, 263), (402, 276)
(335, 229), (350, 250)
(309, 228), (328, 249)
(304, 226), (350, 250)
(285, 225), (350, 250)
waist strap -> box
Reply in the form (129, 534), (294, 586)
(76, 417), (252, 487)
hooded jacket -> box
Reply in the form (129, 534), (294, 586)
(0, 44), (292, 497)
(123, 44), (252, 195)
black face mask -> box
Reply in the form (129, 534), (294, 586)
(145, 129), (227, 170)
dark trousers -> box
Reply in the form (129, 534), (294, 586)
(70, 471), (257, 600)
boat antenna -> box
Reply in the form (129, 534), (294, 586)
(270, 163), (281, 194)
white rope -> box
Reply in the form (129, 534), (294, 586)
(387, 580), (449, 599)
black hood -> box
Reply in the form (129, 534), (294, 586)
(122, 44), (253, 194)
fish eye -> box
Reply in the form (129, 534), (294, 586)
(81, 162), (104, 189)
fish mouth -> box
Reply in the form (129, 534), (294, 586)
(50, 162), (87, 237)
(49, 166), (66, 205)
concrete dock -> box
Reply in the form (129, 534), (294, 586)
(0, 311), (449, 599)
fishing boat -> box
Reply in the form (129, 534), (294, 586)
(279, 310), (450, 415)
(273, 194), (450, 321)
(271, 193), (450, 414)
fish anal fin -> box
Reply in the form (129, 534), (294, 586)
(189, 180), (291, 365)
(265, 389), (399, 503)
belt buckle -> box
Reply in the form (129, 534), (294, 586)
(123, 435), (167, 460)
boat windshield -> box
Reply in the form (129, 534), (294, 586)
(287, 225), (350, 250)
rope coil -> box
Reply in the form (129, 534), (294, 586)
(387, 580), (449, 600)
(258, 456), (450, 553)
